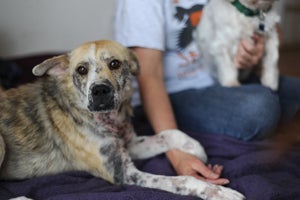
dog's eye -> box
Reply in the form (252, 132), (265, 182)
(109, 60), (121, 70)
(76, 66), (88, 75)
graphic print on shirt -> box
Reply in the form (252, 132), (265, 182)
(171, 3), (205, 76)
(174, 4), (204, 50)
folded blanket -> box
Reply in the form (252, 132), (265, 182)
(1, 132), (299, 200)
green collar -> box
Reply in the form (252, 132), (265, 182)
(231, 0), (260, 17)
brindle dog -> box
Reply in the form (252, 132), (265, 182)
(0, 40), (244, 200)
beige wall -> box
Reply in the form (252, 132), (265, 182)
(0, 0), (116, 58)
(0, 0), (299, 58)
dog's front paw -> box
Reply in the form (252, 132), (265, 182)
(260, 66), (279, 91)
(219, 76), (241, 88)
(159, 129), (207, 162)
(180, 135), (207, 163)
(221, 80), (241, 87)
(261, 74), (278, 91)
(202, 185), (245, 200)
(215, 63), (241, 88)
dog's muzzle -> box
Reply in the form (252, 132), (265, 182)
(88, 83), (115, 112)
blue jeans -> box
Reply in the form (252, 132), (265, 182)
(169, 75), (300, 141)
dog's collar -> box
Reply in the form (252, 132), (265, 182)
(231, 0), (270, 17)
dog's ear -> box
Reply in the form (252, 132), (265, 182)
(127, 49), (140, 76)
(32, 55), (69, 77)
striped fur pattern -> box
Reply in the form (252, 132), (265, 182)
(0, 40), (244, 200)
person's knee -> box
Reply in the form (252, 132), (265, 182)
(241, 89), (281, 140)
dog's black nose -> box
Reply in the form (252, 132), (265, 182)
(92, 84), (112, 97)
(89, 83), (114, 111)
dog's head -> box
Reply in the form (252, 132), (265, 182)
(32, 40), (139, 113)
(237, 0), (278, 10)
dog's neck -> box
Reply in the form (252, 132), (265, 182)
(93, 111), (133, 143)
(231, 0), (272, 17)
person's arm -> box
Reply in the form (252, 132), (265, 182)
(131, 48), (176, 132)
(131, 47), (229, 185)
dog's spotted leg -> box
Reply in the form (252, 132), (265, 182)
(100, 139), (245, 200)
(127, 129), (207, 162)
(123, 161), (245, 200)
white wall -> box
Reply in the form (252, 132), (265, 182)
(0, 0), (299, 58)
(0, 0), (116, 58)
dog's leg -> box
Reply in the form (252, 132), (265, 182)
(99, 139), (244, 200)
(215, 47), (240, 87)
(126, 168), (245, 200)
(260, 32), (279, 91)
(106, 144), (245, 200)
(127, 129), (207, 162)
(196, 9), (240, 87)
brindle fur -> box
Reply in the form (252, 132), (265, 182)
(0, 40), (244, 200)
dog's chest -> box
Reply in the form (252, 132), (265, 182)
(92, 112), (133, 144)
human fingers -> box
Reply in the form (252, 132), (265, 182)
(235, 41), (254, 69)
(207, 164), (223, 175)
(191, 173), (229, 185)
(178, 156), (230, 185)
(252, 33), (265, 45)
(171, 151), (230, 185)
(236, 37), (265, 69)
(212, 164), (224, 175)
(190, 158), (221, 179)
(205, 177), (230, 185)
(188, 167), (229, 185)
(242, 38), (257, 56)
(252, 34), (266, 62)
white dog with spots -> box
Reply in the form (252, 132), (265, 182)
(0, 40), (244, 200)
(196, 0), (280, 90)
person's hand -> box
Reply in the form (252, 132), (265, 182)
(234, 34), (265, 69)
(167, 149), (230, 185)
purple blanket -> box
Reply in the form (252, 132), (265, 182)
(1, 131), (300, 200)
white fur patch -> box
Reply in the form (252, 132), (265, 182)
(196, 0), (280, 90)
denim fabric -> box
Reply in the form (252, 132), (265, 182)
(133, 75), (300, 141)
(169, 75), (300, 141)
(278, 76), (300, 120)
(170, 84), (280, 141)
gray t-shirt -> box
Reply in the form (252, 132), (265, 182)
(114, 0), (214, 106)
